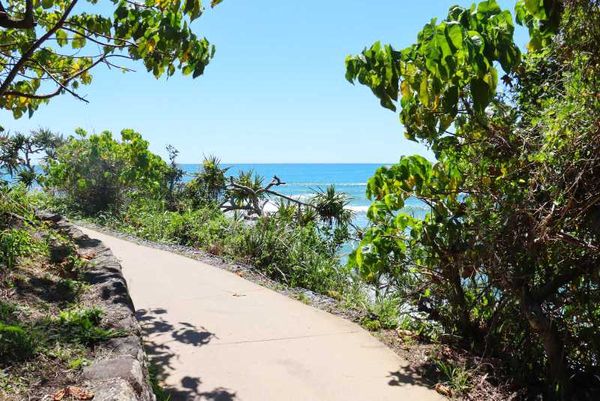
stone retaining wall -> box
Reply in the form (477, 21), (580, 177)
(41, 213), (155, 401)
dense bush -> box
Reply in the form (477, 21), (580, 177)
(45, 129), (170, 215)
(228, 213), (350, 293)
(347, 0), (599, 398)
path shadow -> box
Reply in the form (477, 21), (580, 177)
(388, 365), (435, 388)
(173, 322), (215, 347)
(168, 376), (237, 401)
(136, 308), (235, 401)
(15, 275), (78, 305)
(83, 259), (132, 307)
(136, 308), (217, 347)
(74, 236), (102, 249)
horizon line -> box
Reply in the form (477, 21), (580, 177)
(176, 161), (397, 165)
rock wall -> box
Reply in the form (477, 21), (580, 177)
(42, 213), (155, 401)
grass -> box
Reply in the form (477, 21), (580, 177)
(57, 307), (121, 345)
(433, 356), (473, 396)
(148, 363), (172, 401)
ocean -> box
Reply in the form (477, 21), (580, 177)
(180, 163), (428, 228)
(181, 163), (377, 210)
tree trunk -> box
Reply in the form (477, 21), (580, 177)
(520, 289), (570, 400)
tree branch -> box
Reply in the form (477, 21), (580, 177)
(4, 53), (106, 102)
(0, 0), (35, 29)
(0, 0), (79, 97)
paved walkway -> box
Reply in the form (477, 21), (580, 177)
(80, 227), (443, 401)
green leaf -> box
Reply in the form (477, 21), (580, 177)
(477, 0), (501, 15)
(55, 30), (68, 47)
(446, 22), (463, 50)
(72, 34), (86, 49)
(470, 77), (490, 112)
(419, 77), (429, 106)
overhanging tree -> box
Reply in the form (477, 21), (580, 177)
(0, 0), (223, 120)
(346, 0), (599, 399)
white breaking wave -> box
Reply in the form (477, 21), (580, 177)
(285, 182), (367, 187)
(262, 201), (370, 214)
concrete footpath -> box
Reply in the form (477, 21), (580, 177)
(79, 227), (444, 401)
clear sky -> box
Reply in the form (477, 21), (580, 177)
(1, 0), (526, 163)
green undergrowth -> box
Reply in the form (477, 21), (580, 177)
(0, 187), (120, 400)
(38, 194), (355, 297)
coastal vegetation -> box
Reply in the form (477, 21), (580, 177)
(26, 128), (356, 295)
(346, 0), (599, 399)
(0, 0), (598, 400)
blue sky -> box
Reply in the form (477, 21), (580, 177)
(1, 0), (527, 163)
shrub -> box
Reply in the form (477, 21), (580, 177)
(45, 129), (170, 215)
(226, 216), (349, 293)
(347, 0), (600, 397)
(183, 155), (229, 208)
(0, 229), (33, 270)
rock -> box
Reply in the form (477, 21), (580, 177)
(38, 214), (155, 401)
(104, 336), (144, 360)
(83, 356), (144, 394)
(37, 211), (62, 223)
(89, 380), (138, 401)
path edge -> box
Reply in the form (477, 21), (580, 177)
(40, 212), (155, 401)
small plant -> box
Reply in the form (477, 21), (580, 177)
(361, 318), (382, 331)
(58, 307), (118, 345)
(295, 292), (311, 305)
(397, 314), (444, 342)
(0, 301), (17, 323)
(361, 296), (400, 331)
(149, 363), (172, 401)
(57, 278), (85, 300)
(68, 357), (89, 370)
(0, 229), (33, 270)
(45, 342), (86, 364)
(0, 322), (36, 364)
(434, 358), (472, 395)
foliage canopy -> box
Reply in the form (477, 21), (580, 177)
(45, 128), (169, 214)
(0, 0), (222, 121)
(347, 0), (599, 398)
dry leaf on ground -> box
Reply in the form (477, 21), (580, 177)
(52, 386), (94, 400)
(434, 383), (452, 397)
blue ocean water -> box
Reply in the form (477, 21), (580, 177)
(180, 163), (428, 227)
(181, 163), (376, 209)
(3, 163), (428, 227)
